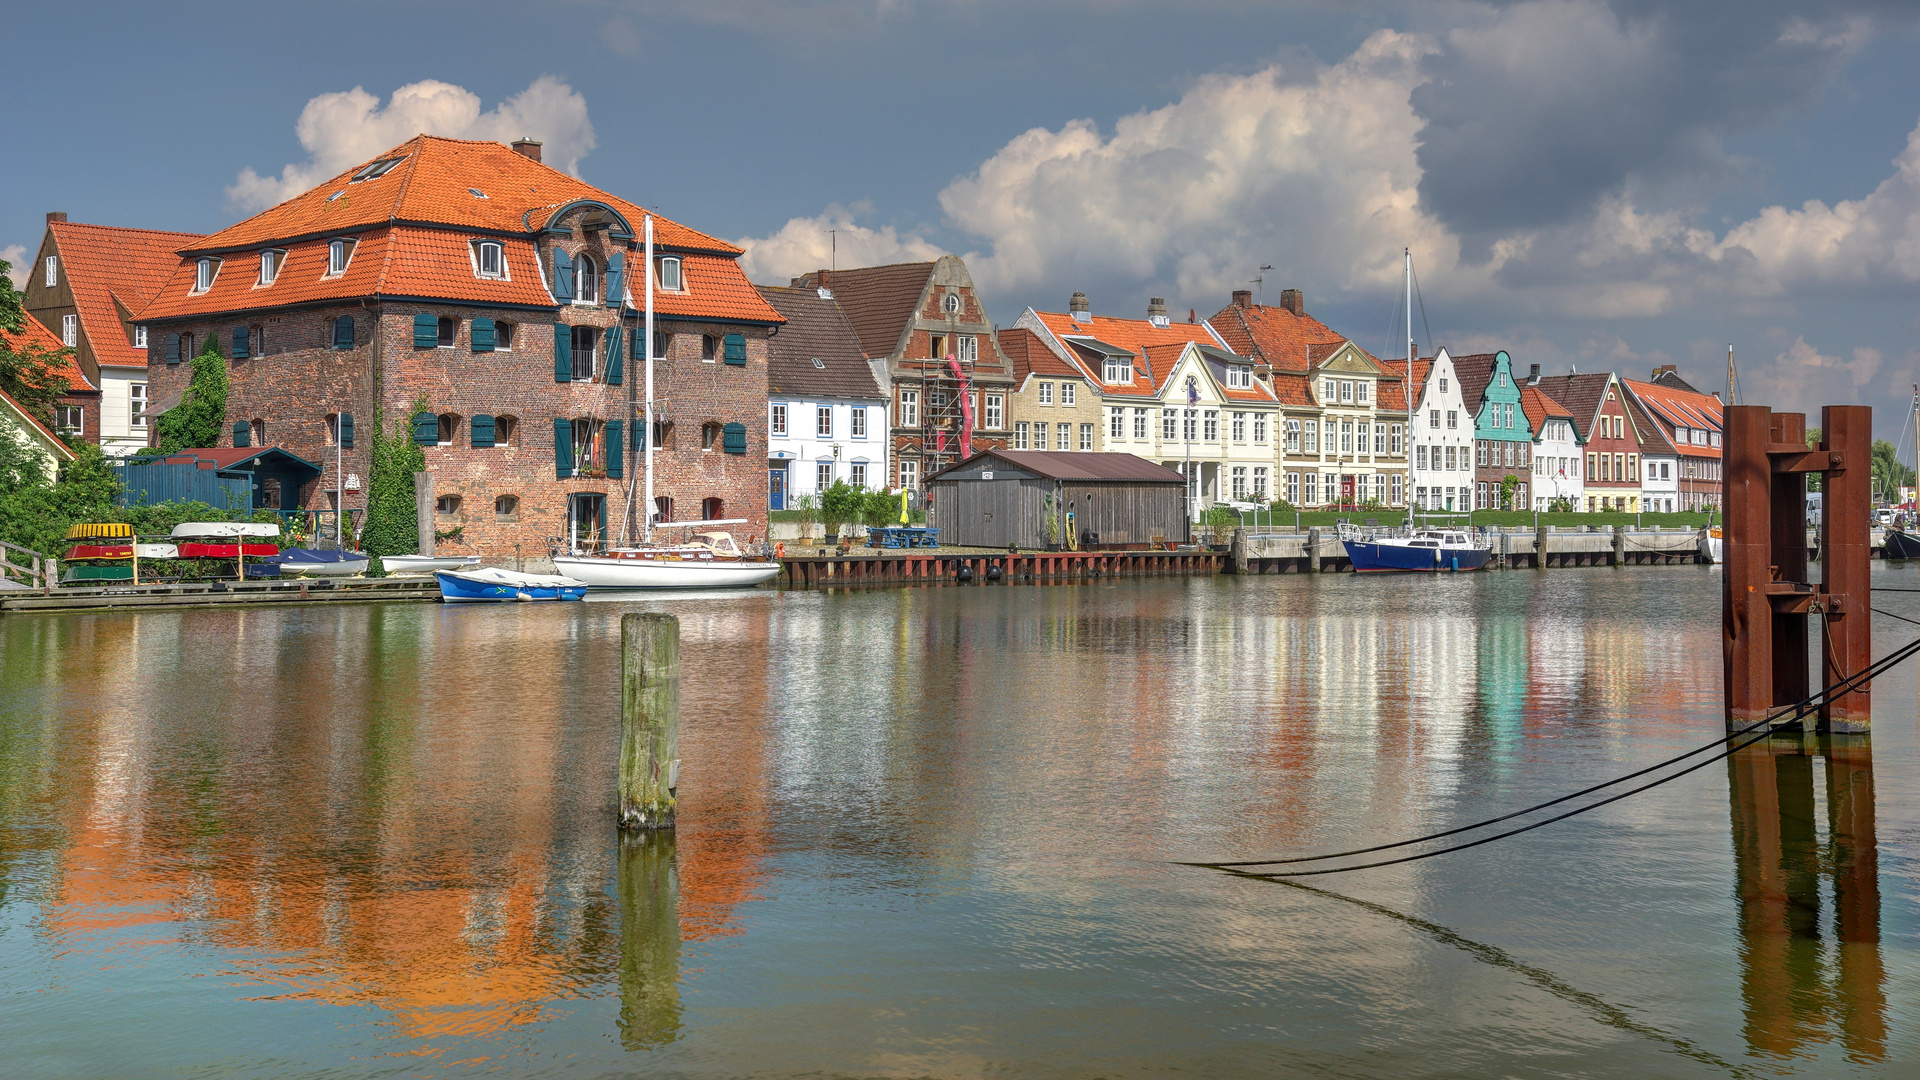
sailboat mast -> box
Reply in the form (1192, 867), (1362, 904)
(644, 215), (655, 544)
(1726, 343), (1738, 405)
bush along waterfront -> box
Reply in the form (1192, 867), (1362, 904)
(358, 405), (429, 575)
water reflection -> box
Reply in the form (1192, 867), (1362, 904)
(1728, 737), (1884, 1063)
(617, 832), (681, 1049)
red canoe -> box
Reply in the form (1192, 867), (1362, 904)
(176, 543), (281, 558)
(64, 545), (135, 560)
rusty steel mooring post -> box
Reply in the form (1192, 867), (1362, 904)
(1820, 406), (1873, 733)
(1724, 406), (1776, 730)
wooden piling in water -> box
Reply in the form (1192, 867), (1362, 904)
(620, 612), (680, 830)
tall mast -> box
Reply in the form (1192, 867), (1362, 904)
(1405, 248), (1414, 511)
(1911, 383), (1918, 513)
(1726, 343), (1738, 406)
(644, 215), (655, 544)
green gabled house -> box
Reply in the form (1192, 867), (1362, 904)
(1455, 350), (1534, 510)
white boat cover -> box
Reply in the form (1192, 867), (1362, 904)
(382, 554), (482, 574)
(171, 522), (281, 539)
(134, 543), (179, 559)
(442, 567), (587, 588)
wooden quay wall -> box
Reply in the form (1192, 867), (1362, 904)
(780, 549), (1226, 587)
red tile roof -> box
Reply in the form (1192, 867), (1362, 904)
(47, 221), (205, 369)
(999, 327), (1088, 383)
(137, 136), (781, 325)
(190, 136), (736, 255)
(1519, 385), (1574, 435)
(1381, 358), (1433, 413)
(1622, 378), (1721, 458)
(1530, 373), (1614, 441)
(1030, 309), (1218, 362)
(2, 316), (90, 391)
(1207, 299), (1376, 373)
(1270, 372), (1316, 407)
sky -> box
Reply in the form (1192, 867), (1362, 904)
(7, 0), (1920, 441)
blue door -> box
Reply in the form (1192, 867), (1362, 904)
(768, 464), (787, 510)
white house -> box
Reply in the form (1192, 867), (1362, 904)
(1408, 349), (1475, 511)
(0, 386), (76, 486)
(1520, 382), (1584, 510)
(757, 285), (890, 507)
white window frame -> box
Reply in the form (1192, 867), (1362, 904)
(1163, 409), (1177, 441)
(817, 461), (834, 490)
(1110, 408), (1125, 440)
(851, 406), (868, 438)
(658, 256), (683, 291)
(1079, 423), (1093, 451)
(133, 325), (147, 349)
(816, 405), (832, 439)
(475, 240), (505, 280)
(55, 403), (84, 435)
(326, 239), (354, 276)
(1104, 357), (1133, 384)
(1015, 421), (1030, 450)
(193, 257), (219, 294)
(258, 249), (285, 286)
(1056, 422), (1071, 451)
(130, 382), (148, 429)
(898, 459), (919, 490)
(1340, 380), (1354, 403)
(61, 313), (76, 347)
(1231, 412), (1246, 442)
(1203, 410), (1218, 442)
(983, 394), (1003, 430)
(1038, 381), (1053, 406)
(851, 461), (867, 488)
(899, 389), (919, 427)
(1254, 415), (1267, 443)
(1061, 382), (1076, 406)
(770, 402), (788, 437)
(1356, 380), (1369, 403)
(1226, 365), (1251, 389)
(44, 256), (57, 287)
(1133, 408), (1148, 439)
(574, 254), (599, 306)
(957, 335), (977, 362)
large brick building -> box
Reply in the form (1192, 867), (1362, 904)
(135, 135), (782, 559)
(787, 256), (1011, 491)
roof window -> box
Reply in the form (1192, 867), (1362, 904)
(474, 240), (505, 279)
(192, 257), (221, 294)
(657, 256), (682, 291)
(812, 357), (825, 369)
(326, 238), (356, 276)
(258, 249), (285, 286)
(351, 156), (406, 183)
(469, 188), (488, 199)
(326, 191), (345, 203)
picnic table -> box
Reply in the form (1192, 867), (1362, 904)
(867, 526), (941, 549)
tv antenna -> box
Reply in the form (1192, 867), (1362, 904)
(1252, 265), (1273, 301)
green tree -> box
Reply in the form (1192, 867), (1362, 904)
(360, 406), (428, 565)
(819, 480), (865, 542)
(861, 488), (898, 528)
(1871, 438), (1915, 501)
(0, 441), (122, 560)
(1499, 474), (1521, 510)
(148, 335), (228, 454)
(0, 258), (72, 429)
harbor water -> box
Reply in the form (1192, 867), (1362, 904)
(1, 566), (1916, 1077)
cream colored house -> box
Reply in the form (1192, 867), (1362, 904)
(1, 387), (77, 484)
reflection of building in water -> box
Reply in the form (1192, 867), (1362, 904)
(1727, 739), (1883, 1062)
(21, 602), (775, 1052)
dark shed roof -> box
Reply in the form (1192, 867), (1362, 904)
(756, 285), (885, 399)
(928, 450), (1186, 483)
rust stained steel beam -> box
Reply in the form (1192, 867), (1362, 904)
(1724, 406), (1777, 727)
(1769, 412), (1810, 724)
(1768, 445), (1840, 473)
(1821, 405), (1872, 733)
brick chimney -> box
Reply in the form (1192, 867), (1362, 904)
(1652, 363), (1678, 380)
(1147, 297), (1169, 327)
(1070, 290), (1091, 323)
(1231, 289), (1252, 309)
(510, 139), (542, 163)
(1279, 288), (1303, 315)
(47, 211), (66, 223)
(1528, 363), (1541, 385)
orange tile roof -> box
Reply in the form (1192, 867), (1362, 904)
(1622, 378), (1722, 458)
(1379, 357), (1432, 413)
(999, 327), (1089, 383)
(1519, 385), (1575, 436)
(1207, 299), (1376, 373)
(190, 136), (736, 255)
(2, 316), (91, 391)
(1270, 372), (1316, 407)
(1030, 309), (1218, 361)
(47, 221), (205, 369)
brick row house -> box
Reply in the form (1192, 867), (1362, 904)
(788, 257), (1011, 493)
(135, 135), (782, 559)
(1623, 367), (1724, 512)
(20, 214), (204, 455)
(1532, 372), (1661, 512)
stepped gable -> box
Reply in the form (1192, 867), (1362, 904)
(790, 262), (936, 360)
(1531, 373), (1613, 440)
(141, 136), (781, 325)
(46, 221), (205, 370)
(1, 315), (89, 391)
(756, 284), (881, 400)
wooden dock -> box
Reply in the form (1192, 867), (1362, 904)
(780, 549), (1227, 586)
(0, 577), (442, 614)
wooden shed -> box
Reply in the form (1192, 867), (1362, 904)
(926, 451), (1188, 549)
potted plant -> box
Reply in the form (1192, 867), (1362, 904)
(819, 481), (865, 550)
(1203, 504), (1237, 550)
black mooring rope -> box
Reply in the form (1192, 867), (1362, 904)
(1187, 633), (1920, 876)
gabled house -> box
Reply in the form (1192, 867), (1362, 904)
(1519, 380), (1583, 511)
(1453, 351), (1535, 509)
(999, 325), (1101, 454)
(1016, 294), (1276, 510)
(1407, 351), (1475, 511)
(135, 135), (784, 557)
(787, 257), (1012, 492)
(1208, 289), (1408, 509)
(0, 385), (76, 484)
(20, 214), (203, 456)
(756, 284), (889, 506)
(1622, 369), (1723, 512)
(1533, 372), (1649, 512)
(0, 314), (90, 440)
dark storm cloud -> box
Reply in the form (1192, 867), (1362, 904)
(1411, 0), (1906, 245)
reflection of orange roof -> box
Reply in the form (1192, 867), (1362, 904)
(48, 220), (204, 369)
(2, 315), (90, 391)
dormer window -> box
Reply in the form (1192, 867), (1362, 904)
(575, 254), (599, 304)
(351, 156), (405, 182)
(258, 249), (285, 285)
(657, 256), (682, 291)
(475, 240), (504, 278)
(1225, 364), (1251, 389)
(193, 257), (221, 293)
(327, 239), (354, 276)
(1103, 356), (1133, 384)
(133, 325), (147, 349)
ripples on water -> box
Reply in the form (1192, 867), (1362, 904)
(1, 566), (1916, 1077)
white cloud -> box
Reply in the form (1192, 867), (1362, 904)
(0, 244), (29, 291)
(735, 204), (947, 284)
(226, 76), (597, 212)
(1734, 334), (1886, 418)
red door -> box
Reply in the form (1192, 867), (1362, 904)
(1341, 475), (1355, 505)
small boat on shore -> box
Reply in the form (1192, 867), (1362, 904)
(552, 530), (780, 589)
(436, 567), (588, 602)
(381, 554), (482, 575)
(1339, 523), (1492, 573)
(274, 549), (371, 577)
(171, 522), (280, 539)
(1885, 529), (1920, 560)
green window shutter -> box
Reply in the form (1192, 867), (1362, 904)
(340, 412), (354, 449)
(413, 313), (438, 348)
(604, 325), (623, 385)
(633, 419), (645, 451)
(412, 413), (439, 446)
(723, 333), (746, 365)
(233, 421), (251, 448)
(554, 323), (572, 382)
(723, 421), (747, 454)
(552, 249), (574, 301)
(553, 418), (574, 478)
(231, 327), (249, 359)
(604, 253), (625, 309)
(165, 333), (180, 364)
(471, 317), (495, 352)
(333, 316), (354, 349)
(471, 414), (495, 448)
(605, 420), (623, 478)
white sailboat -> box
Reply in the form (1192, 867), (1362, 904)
(548, 215), (781, 590)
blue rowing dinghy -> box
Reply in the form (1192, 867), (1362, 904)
(435, 567), (588, 602)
